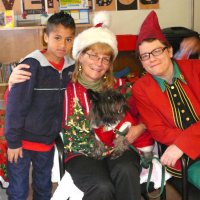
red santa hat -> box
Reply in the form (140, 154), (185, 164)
(137, 10), (168, 46)
(72, 11), (118, 61)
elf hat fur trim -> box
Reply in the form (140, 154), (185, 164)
(72, 11), (118, 61)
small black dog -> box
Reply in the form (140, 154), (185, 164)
(87, 89), (134, 159)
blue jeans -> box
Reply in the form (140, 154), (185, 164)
(7, 148), (54, 200)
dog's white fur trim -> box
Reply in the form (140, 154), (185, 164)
(119, 122), (132, 132)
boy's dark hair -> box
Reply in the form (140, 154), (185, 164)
(45, 11), (76, 35)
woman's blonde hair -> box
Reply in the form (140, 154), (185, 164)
(72, 43), (116, 90)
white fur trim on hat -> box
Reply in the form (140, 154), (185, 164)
(72, 11), (118, 61)
(93, 11), (111, 27)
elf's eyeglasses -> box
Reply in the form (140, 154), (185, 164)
(85, 53), (111, 65)
(139, 47), (168, 61)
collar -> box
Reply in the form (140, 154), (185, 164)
(22, 49), (75, 70)
(40, 50), (64, 71)
(153, 61), (187, 92)
(94, 112), (134, 135)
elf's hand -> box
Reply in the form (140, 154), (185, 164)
(160, 144), (183, 167)
(7, 147), (23, 163)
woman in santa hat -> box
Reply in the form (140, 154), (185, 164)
(56, 11), (154, 200)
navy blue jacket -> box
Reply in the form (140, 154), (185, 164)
(5, 50), (75, 149)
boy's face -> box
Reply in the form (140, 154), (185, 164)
(44, 24), (75, 63)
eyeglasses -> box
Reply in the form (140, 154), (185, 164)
(139, 47), (168, 61)
(85, 53), (111, 65)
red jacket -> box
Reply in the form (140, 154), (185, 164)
(132, 59), (200, 161)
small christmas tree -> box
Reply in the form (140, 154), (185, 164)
(63, 98), (94, 156)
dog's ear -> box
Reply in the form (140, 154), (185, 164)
(87, 89), (100, 102)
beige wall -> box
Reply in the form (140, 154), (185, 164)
(0, 0), (199, 34)
(107, 0), (195, 34)
(193, 0), (200, 33)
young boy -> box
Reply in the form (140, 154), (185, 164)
(5, 12), (75, 200)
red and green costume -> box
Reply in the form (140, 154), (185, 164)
(133, 59), (200, 177)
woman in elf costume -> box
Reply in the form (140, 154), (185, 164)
(133, 11), (200, 198)
(61, 11), (153, 200)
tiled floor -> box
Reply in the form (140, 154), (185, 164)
(0, 182), (181, 200)
(0, 183), (57, 200)
(0, 188), (7, 200)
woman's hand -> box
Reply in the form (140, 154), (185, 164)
(9, 64), (31, 90)
(125, 123), (146, 144)
(7, 147), (23, 163)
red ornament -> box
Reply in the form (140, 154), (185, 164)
(22, 11), (28, 19)
(95, 23), (103, 28)
(2, 0), (15, 10)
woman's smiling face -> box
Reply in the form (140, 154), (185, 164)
(79, 48), (112, 82)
